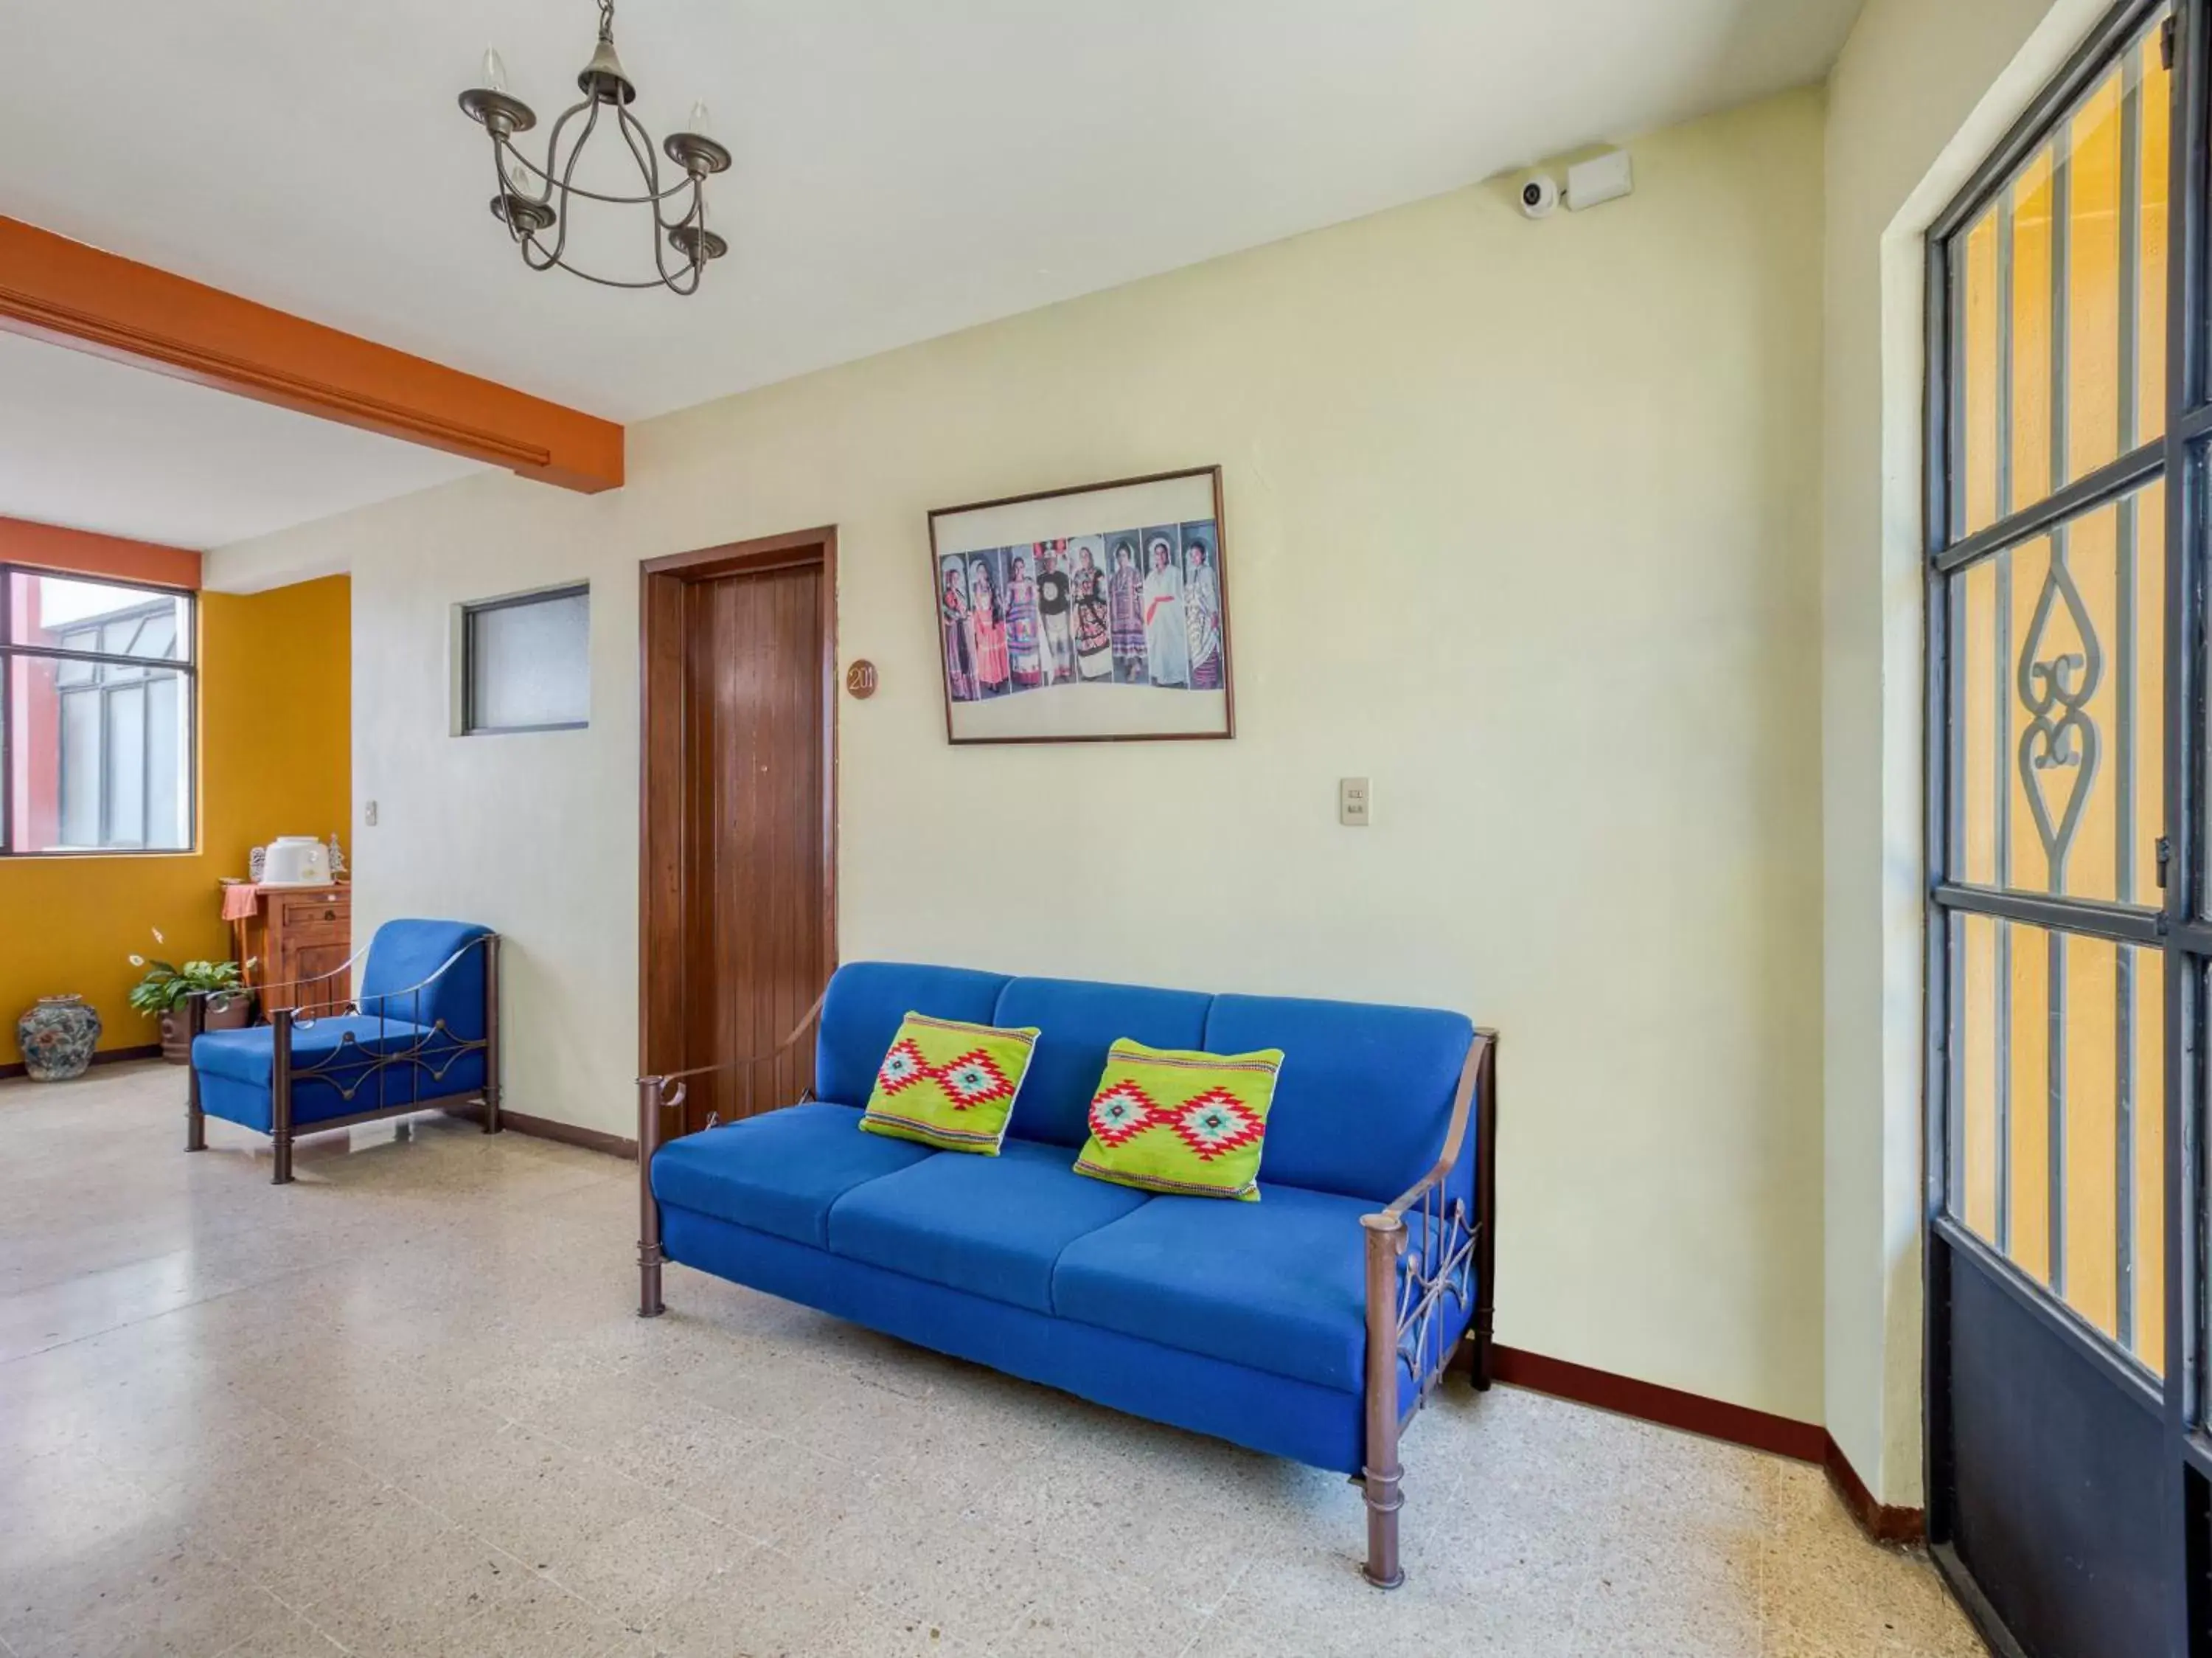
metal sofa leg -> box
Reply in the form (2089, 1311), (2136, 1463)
(1362, 1212), (1407, 1589)
(184, 992), (207, 1152)
(1471, 1325), (1495, 1392)
(481, 936), (503, 1134)
(637, 1076), (667, 1317)
(271, 1008), (296, 1185)
(1470, 1033), (1498, 1394)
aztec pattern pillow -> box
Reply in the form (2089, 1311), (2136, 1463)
(858, 1012), (1040, 1154)
(1071, 1038), (1285, 1201)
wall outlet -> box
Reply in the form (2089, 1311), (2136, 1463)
(363, 799), (379, 827)
(1339, 777), (1371, 827)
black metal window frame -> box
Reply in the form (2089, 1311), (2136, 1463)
(458, 582), (591, 737)
(1925, 1), (2212, 1647)
(0, 562), (197, 858)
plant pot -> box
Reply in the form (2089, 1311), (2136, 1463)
(15, 995), (102, 1082)
(159, 991), (252, 1064)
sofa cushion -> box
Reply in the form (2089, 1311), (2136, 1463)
(1204, 993), (1474, 1207)
(858, 1013), (1040, 1154)
(1071, 1040), (1284, 1201)
(992, 977), (1212, 1148)
(661, 1207), (1372, 1473)
(1051, 1184), (1374, 1391)
(650, 1103), (934, 1247)
(827, 1137), (1151, 1312)
(816, 963), (1014, 1108)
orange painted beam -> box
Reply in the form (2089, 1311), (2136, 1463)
(0, 216), (623, 494)
(1, 516), (201, 590)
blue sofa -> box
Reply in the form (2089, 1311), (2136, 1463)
(637, 962), (1496, 1587)
(188, 919), (502, 1183)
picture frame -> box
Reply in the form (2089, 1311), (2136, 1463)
(927, 465), (1234, 744)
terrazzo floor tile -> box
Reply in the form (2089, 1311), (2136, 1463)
(1, 1064), (1989, 1657)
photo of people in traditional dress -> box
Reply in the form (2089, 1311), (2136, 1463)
(1031, 540), (1078, 684)
(936, 518), (1226, 708)
(1068, 534), (1113, 682)
(1139, 526), (1190, 688)
(940, 548), (1013, 699)
(939, 555), (978, 702)
(1107, 534), (1147, 683)
(1180, 521), (1224, 691)
(1004, 548), (1045, 690)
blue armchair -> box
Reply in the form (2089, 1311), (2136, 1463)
(187, 918), (502, 1183)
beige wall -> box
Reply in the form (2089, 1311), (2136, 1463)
(215, 89), (1829, 1421)
(1823, 0), (2110, 1505)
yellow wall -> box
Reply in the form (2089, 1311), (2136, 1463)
(0, 575), (350, 1066)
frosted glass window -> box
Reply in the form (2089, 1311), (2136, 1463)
(464, 586), (589, 733)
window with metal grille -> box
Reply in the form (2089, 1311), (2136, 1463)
(1927, 1), (2180, 1378)
(0, 566), (195, 856)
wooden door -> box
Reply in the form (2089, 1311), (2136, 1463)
(641, 531), (835, 1138)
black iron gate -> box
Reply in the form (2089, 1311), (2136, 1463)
(1925, 4), (2209, 1654)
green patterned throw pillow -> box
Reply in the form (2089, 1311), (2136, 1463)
(858, 1013), (1040, 1154)
(1071, 1039), (1285, 1201)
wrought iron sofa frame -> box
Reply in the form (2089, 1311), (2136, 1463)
(185, 932), (503, 1184)
(632, 992), (1497, 1590)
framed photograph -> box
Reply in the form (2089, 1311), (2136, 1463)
(928, 465), (1234, 743)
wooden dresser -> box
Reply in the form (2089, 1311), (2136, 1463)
(235, 885), (352, 1017)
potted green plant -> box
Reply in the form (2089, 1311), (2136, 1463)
(128, 929), (254, 1064)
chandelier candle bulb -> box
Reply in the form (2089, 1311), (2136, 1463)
(482, 47), (509, 94)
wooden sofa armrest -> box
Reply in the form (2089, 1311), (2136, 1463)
(634, 987), (828, 1320)
(1358, 1027), (1497, 1589)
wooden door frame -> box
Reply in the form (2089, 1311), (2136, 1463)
(637, 527), (838, 1083)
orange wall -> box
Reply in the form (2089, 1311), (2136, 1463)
(0, 575), (350, 1066)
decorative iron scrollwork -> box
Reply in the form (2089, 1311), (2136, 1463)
(2016, 538), (2104, 881)
(1393, 1193), (1480, 1409)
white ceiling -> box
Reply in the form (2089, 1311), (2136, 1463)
(0, 0), (1862, 547)
(0, 334), (484, 549)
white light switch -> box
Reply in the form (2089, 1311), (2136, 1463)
(1339, 777), (1371, 827)
(363, 799), (379, 827)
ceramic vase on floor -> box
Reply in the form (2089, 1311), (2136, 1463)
(15, 995), (102, 1082)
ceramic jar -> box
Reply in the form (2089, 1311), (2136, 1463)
(15, 995), (102, 1082)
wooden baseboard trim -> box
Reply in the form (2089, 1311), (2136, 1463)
(506, 1109), (637, 1162)
(442, 1102), (636, 1161)
(0, 1042), (163, 1082)
(1823, 1432), (1927, 1547)
(1492, 1345), (1828, 1463)
(1489, 1345), (1927, 1548)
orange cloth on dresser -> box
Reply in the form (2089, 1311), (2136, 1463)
(219, 884), (261, 923)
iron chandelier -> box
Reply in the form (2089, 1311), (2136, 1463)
(458, 0), (731, 296)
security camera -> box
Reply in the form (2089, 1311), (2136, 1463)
(1518, 173), (1560, 219)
